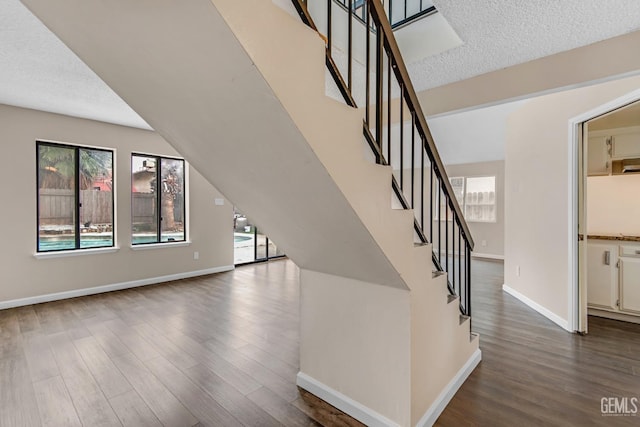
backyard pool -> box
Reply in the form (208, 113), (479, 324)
(38, 233), (185, 251)
(39, 233), (252, 252)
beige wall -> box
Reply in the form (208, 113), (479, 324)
(0, 104), (233, 306)
(505, 75), (640, 324)
(299, 268), (412, 426)
(587, 174), (640, 235)
(419, 30), (640, 116)
(445, 161), (505, 258)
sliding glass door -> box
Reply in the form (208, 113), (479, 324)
(234, 209), (285, 265)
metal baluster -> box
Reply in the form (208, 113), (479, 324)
(375, 23), (384, 160)
(420, 142), (425, 230)
(411, 111), (415, 209)
(365, 3), (370, 125)
(399, 85), (404, 191)
(327, 0), (332, 52)
(466, 243), (471, 316)
(438, 177), (442, 265)
(458, 225), (462, 301)
(387, 57), (391, 163)
(446, 199), (449, 277)
(348, 0), (353, 90)
(452, 220), (456, 293)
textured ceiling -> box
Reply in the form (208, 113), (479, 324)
(408, 0), (640, 90)
(0, 0), (149, 128)
(2, 0), (640, 137)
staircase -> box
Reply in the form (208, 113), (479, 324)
(20, 0), (480, 425)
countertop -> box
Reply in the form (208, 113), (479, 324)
(588, 234), (640, 242)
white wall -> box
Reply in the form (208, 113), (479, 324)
(445, 160), (505, 258)
(0, 104), (233, 306)
(504, 75), (640, 326)
(588, 174), (640, 235)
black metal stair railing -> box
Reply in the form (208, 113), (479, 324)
(291, 0), (474, 317)
(334, 0), (437, 29)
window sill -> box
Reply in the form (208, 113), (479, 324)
(130, 241), (191, 251)
(34, 247), (120, 259)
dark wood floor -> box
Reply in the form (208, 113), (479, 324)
(0, 260), (362, 427)
(1, 259), (639, 426)
(437, 259), (640, 426)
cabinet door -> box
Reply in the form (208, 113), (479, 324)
(620, 257), (640, 314)
(611, 132), (640, 160)
(587, 243), (618, 309)
(587, 136), (610, 176)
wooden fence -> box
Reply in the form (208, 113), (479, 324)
(39, 189), (113, 225)
(40, 189), (183, 227)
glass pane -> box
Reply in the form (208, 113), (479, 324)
(234, 209), (255, 264)
(80, 149), (114, 249)
(38, 144), (76, 251)
(132, 155), (158, 244)
(269, 239), (286, 258)
(465, 176), (496, 222)
(256, 232), (268, 260)
(160, 158), (185, 242)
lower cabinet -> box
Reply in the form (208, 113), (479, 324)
(587, 241), (640, 318)
(620, 257), (640, 314)
(587, 243), (618, 310)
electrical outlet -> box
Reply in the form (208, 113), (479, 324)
(516, 265), (520, 277)
(481, 240), (487, 247)
(193, 251), (199, 260)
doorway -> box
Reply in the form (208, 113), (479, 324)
(573, 94), (640, 332)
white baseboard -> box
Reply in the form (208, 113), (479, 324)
(296, 372), (402, 427)
(297, 349), (482, 427)
(0, 265), (234, 310)
(502, 284), (571, 331)
(471, 252), (504, 261)
(416, 348), (482, 427)
(588, 308), (640, 324)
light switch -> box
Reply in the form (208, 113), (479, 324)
(214, 198), (225, 206)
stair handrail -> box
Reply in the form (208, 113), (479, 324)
(291, 0), (474, 316)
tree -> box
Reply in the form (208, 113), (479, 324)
(160, 160), (183, 232)
(39, 145), (112, 190)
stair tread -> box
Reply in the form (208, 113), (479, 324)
(432, 270), (446, 279)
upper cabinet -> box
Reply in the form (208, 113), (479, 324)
(587, 135), (610, 176)
(588, 126), (640, 176)
(611, 130), (640, 160)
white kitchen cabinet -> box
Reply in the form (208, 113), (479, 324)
(587, 136), (610, 176)
(620, 256), (640, 314)
(611, 131), (640, 160)
(587, 242), (618, 309)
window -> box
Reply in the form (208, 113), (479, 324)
(437, 175), (497, 223)
(464, 176), (496, 222)
(131, 154), (186, 245)
(436, 176), (464, 221)
(37, 141), (114, 252)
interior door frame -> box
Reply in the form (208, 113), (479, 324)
(567, 88), (640, 332)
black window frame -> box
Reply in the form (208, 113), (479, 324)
(131, 153), (187, 246)
(36, 141), (115, 253)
